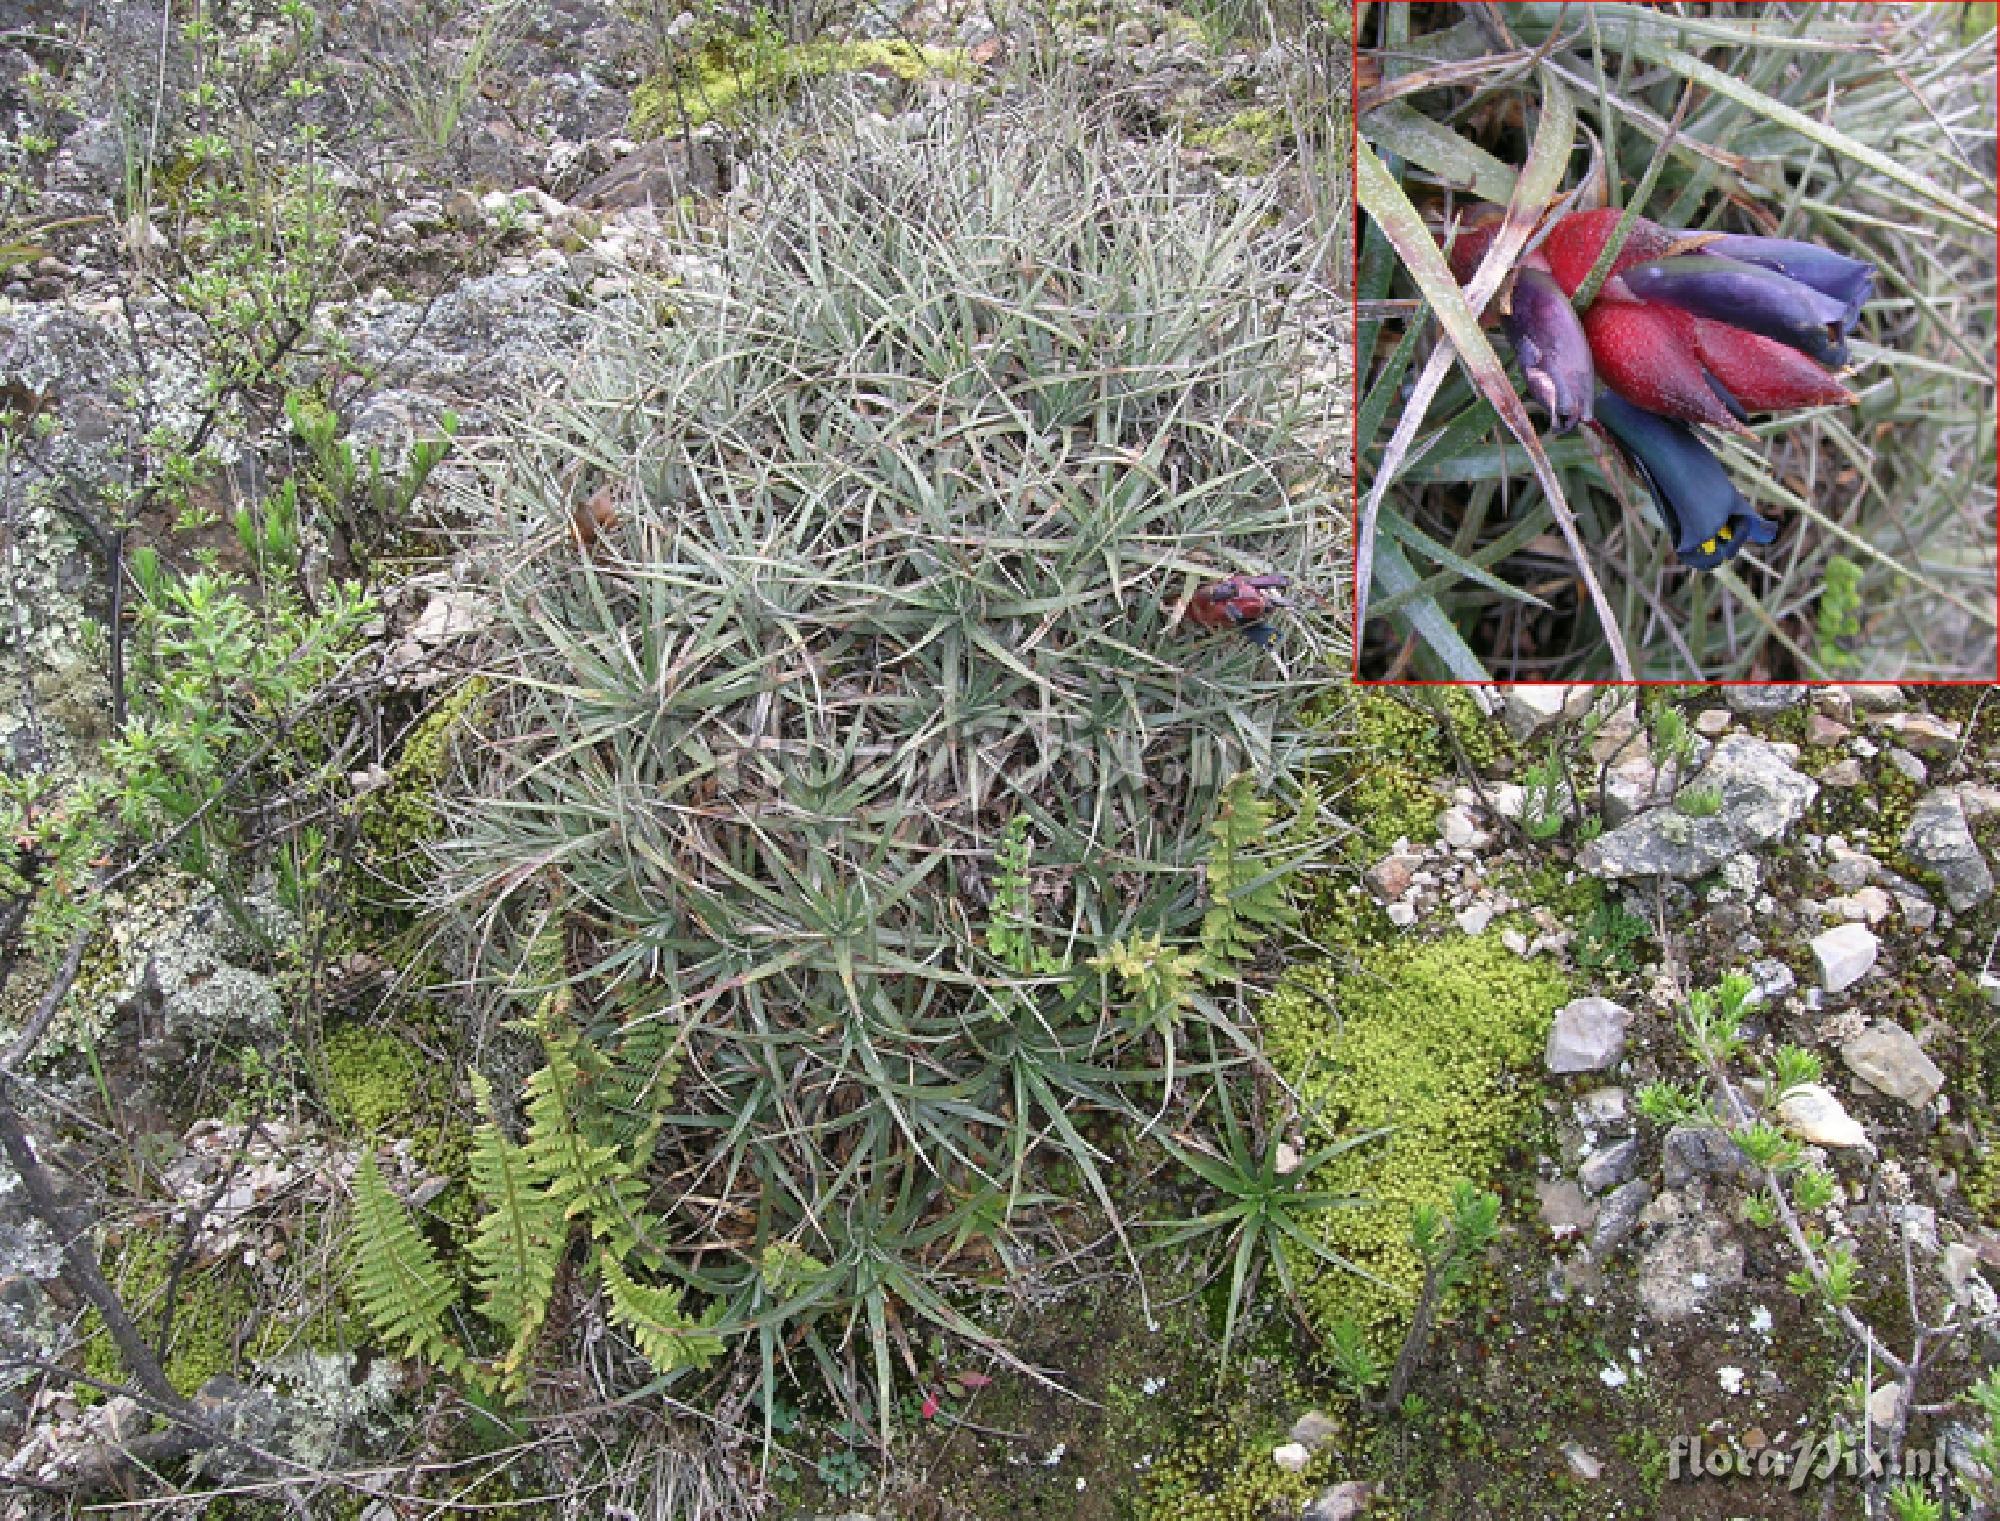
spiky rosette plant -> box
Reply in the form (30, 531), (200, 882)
(424, 103), (1338, 1435)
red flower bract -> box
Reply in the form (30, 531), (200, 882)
(1544, 208), (1856, 426)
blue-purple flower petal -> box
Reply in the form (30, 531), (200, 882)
(1503, 267), (1595, 434)
(1593, 390), (1779, 569)
(1697, 234), (1875, 333)
(1622, 254), (1854, 366)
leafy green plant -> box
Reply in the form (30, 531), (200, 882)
(348, 1152), (463, 1373)
(1148, 1065), (1382, 1379)
(1380, 1181), (1500, 1411)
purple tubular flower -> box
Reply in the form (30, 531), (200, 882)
(1591, 389), (1780, 570)
(1692, 234), (1876, 334)
(1620, 254), (1857, 367)
(1503, 267), (1595, 434)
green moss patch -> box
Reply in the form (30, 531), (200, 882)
(1263, 934), (1567, 1351)
(631, 36), (972, 135)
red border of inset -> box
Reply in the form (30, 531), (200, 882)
(1349, 0), (2000, 688)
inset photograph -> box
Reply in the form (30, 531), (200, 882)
(1354, 1), (1998, 682)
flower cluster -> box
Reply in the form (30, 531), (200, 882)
(1448, 206), (1873, 569)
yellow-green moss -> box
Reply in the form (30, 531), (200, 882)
(1137, 1420), (1342, 1521)
(360, 676), (489, 892)
(1263, 935), (1567, 1352)
(631, 36), (972, 135)
(322, 1022), (423, 1134)
(78, 1231), (253, 1402)
(1186, 107), (1294, 172)
(1342, 690), (1510, 856)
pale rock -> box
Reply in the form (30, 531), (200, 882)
(1637, 1217), (1744, 1320)
(1867, 1382), (1905, 1430)
(1839, 684), (1903, 712)
(1546, 996), (1633, 1073)
(1811, 922), (1878, 993)
(1438, 805), (1479, 849)
(1304, 1481), (1378, 1521)
(1385, 902), (1418, 928)
(1776, 1084), (1872, 1151)
(1289, 1410), (1340, 1451)
(1806, 711), (1851, 747)
(1820, 758), (1864, 787)
(1873, 711), (1960, 755)
(1841, 1023), (1945, 1109)
(1693, 708), (1733, 738)
(1563, 1443), (1603, 1480)
(1886, 748), (1929, 786)
(1831, 886), (1893, 926)
(1579, 1138), (1641, 1195)
(1502, 684), (1595, 741)
(1578, 734), (1817, 881)
(1725, 685), (1804, 717)
(1902, 789), (1995, 912)
(1364, 852), (1420, 902)
(1577, 1086), (1629, 1127)
(1537, 1178), (1597, 1238)
(1271, 1442), (1311, 1473)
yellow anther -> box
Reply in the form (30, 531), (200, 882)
(1700, 537), (1718, 557)
(1717, 523), (1734, 542)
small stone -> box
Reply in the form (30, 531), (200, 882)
(1840, 684), (1904, 712)
(1899, 893), (1937, 932)
(1831, 886), (1893, 926)
(1745, 959), (1797, 1008)
(1385, 902), (1418, 929)
(1289, 1410), (1339, 1450)
(1725, 685), (1804, 716)
(1303, 1481), (1377, 1521)
(1693, 708), (1733, 737)
(1776, 1084), (1872, 1151)
(1811, 923), (1879, 993)
(1588, 1179), (1653, 1260)
(1271, 1442), (1311, 1473)
(1867, 1382), (1904, 1430)
(1502, 684), (1594, 741)
(1942, 1242), (1985, 1304)
(1886, 748), (1929, 786)
(1274, 1142), (1302, 1176)
(1663, 1125), (1754, 1188)
(1638, 1217), (1744, 1320)
(1545, 996), (1634, 1074)
(1577, 1086), (1629, 1127)
(1537, 1178), (1597, 1238)
(1578, 734), (1818, 882)
(443, 188), (484, 228)
(1438, 805), (1478, 848)
(1821, 759), (1864, 787)
(1903, 790), (1995, 913)
(1841, 1023), (1945, 1109)
(1806, 712), (1851, 747)
(1455, 903), (1494, 937)
(1873, 711), (1960, 755)
(1579, 1138), (1640, 1195)
(1500, 928), (1530, 956)
(1364, 852), (1420, 902)
(1562, 1443), (1603, 1481)
(1825, 845), (1875, 891)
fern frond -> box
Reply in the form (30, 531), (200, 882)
(1200, 772), (1297, 971)
(466, 1074), (567, 1394)
(985, 814), (1066, 975)
(1089, 932), (1206, 1033)
(523, 1024), (653, 1261)
(599, 1250), (726, 1376)
(348, 1151), (463, 1372)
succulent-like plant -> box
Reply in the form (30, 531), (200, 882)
(426, 102), (1338, 1435)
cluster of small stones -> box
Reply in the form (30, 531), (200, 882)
(1335, 682), (2000, 1497)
